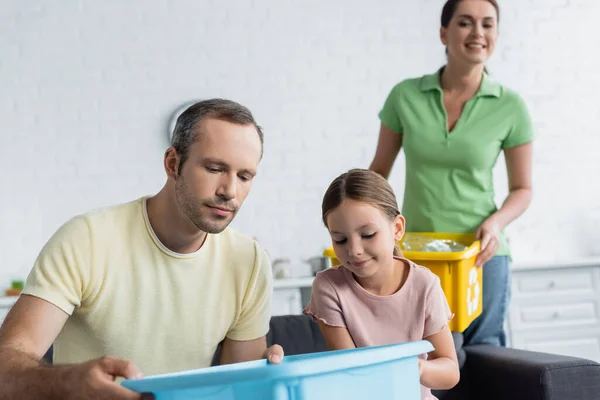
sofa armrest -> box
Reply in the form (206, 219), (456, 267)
(464, 344), (600, 400)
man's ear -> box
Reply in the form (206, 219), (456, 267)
(393, 214), (406, 242)
(164, 146), (180, 180)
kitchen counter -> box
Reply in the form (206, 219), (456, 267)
(272, 257), (600, 289)
(0, 296), (18, 308)
(273, 277), (314, 289)
(512, 256), (600, 271)
(0, 296), (19, 326)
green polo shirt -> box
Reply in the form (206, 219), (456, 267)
(379, 68), (534, 256)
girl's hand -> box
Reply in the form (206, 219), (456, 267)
(420, 326), (460, 390)
(475, 217), (501, 267)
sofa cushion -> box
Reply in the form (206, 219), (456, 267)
(215, 315), (466, 372)
(269, 315), (466, 367)
(453, 331), (466, 368)
(267, 315), (328, 355)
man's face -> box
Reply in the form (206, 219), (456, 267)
(174, 118), (262, 234)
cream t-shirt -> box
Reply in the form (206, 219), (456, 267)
(23, 197), (272, 376)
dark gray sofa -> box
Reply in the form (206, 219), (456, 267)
(262, 315), (600, 400)
(42, 314), (600, 399)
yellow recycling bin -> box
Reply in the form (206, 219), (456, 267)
(322, 232), (482, 332)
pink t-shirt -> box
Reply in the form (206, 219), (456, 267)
(303, 257), (453, 400)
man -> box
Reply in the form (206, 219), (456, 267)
(0, 99), (284, 399)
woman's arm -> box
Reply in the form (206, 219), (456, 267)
(475, 142), (533, 266)
(496, 142), (533, 228)
(369, 124), (403, 179)
(419, 325), (460, 390)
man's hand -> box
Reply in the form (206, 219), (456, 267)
(220, 337), (285, 365)
(263, 344), (284, 364)
(0, 295), (154, 400)
(59, 356), (154, 400)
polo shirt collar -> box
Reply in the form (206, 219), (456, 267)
(419, 67), (501, 98)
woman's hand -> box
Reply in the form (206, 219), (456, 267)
(475, 217), (501, 267)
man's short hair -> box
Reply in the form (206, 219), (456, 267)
(171, 99), (264, 175)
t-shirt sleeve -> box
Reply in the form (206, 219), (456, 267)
(22, 216), (92, 316)
(378, 84), (404, 134)
(423, 276), (454, 338)
(226, 242), (273, 341)
(502, 94), (534, 149)
(303, 272), (346, 328)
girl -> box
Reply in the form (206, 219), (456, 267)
(369, 0), (533, 347)
(304, 169), (459, 399)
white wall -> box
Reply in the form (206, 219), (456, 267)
(1, 0), (599, 285)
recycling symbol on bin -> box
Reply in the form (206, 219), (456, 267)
(466, 267), (480, 316)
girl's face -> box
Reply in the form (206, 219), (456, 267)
(441, 0), (499, 67)
(326, 199), (405, 280)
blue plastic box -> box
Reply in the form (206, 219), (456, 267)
(121, 340), (433, 400)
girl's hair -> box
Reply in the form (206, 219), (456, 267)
(440, 0), (500, 75)
(322, 169), (402, 256)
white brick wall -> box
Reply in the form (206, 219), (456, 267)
(1, 0), (599, 286)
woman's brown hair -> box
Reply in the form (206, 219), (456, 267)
(441, 0), (499, 28)
(322, 169), (402, 256)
